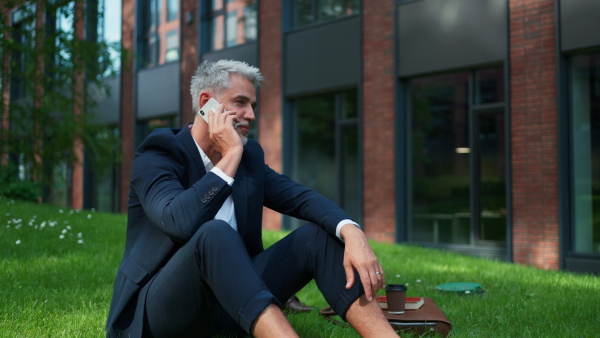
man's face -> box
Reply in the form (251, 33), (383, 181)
(218, 74), (257, 145)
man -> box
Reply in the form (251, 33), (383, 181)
(106, 60), (397, 337)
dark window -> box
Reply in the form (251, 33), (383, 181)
(569, 52), (600, 254)
(289, 89), (360, 228)
(140, 0), (161, 68)
(292, 0), (359, 29)
(409, 67), (506, 247)
(207, 0), (257, 52)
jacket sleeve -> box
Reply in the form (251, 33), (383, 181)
(262, 164), (351, 237)
(130, 132), (232, 243)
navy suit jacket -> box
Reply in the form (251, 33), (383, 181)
(106, 126), (351, 337)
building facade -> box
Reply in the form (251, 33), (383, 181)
(4, 0), (600, 274)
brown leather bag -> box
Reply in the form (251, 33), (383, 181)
(320, 297), (452, 337)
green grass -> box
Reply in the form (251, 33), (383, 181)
(1, 197), (599, 337)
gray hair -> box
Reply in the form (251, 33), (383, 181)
(190, 60), (264, 112)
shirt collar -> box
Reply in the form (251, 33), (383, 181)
(193, 138), (215, 171)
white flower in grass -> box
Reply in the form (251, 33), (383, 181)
(32, 215), (37, 218)
(62, 229), (67, 234)
(69, 210), (74, 214)
(405, 283), (409, 286)
(416, 279), (421, 283)
(59, 235), (65, 239)
(66, 225), (72, 230)
(77, 239), (84, 244)
(87, 214), (92, 219)
(59, 209), (64, 213)
(395, 275), (401, 278)
(77, 232), (83, 238)
(91, 208), (95, 212)
(15, 240), (21, 245)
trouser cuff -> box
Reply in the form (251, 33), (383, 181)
(237, 288), (280, 334)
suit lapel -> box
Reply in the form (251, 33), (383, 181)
(176, 126), (207, 183)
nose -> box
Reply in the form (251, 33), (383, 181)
(243, 106), (255, 122)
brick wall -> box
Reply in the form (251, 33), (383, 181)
(258, 0), (283, 230)
(509, 0), (559, 269)
(362, 0), (396, 242)
(180, 0), (199, 125)
(119, 0), (136, 212)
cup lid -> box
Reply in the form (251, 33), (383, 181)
(385, 284), (407, 291)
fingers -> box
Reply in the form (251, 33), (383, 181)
(361, 264), (383, 302)
(207, 105), (243, 154)
(344, 260), (355, 290)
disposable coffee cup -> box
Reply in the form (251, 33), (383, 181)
(385, 284), (407, 314)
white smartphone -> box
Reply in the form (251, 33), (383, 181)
(198, 98), (222, 123)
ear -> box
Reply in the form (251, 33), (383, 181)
(198, 92), (211, 110)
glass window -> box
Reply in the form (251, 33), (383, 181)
(243, 4), (257, 41)
(410, 68), (506, 246)
(167, 0), (178, 22)
(289, 89), (360, 228)
(10, 6), (36, 100)
(292, 0), (359, 29)
(99, 0), (122, 76)
(570, 52), (600, 254)
(165, 29), (179, 62)
(474, 67), (505, 105)
(226, 10), (237, 47)
(87, 125), (120, 212)
(139, 0), (180, 68)
(140, 0), (161, 68)
(207, 0), (257, 52)
(411, 73), (471, 244)
(137, 115), (179, 146)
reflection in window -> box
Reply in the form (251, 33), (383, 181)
(88, 126), (120, 212)
(140, 0), (179, 68)
(570, 53), (600, 254)
(410, 68), (506, 246)
(208, 0), (257, 52)
(226, 10), (237, 47)
(165, 30), (179, 62)
(411, 73), (471, 244)
(137, 115), (179, 146)
(290, 90), (360, 228)
(167, 0), (178, 22)
(98, 0), (122, 76)
(292, 0), (359, 28)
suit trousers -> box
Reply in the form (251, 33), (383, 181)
(143, 220), (364, 337)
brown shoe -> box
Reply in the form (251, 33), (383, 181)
(284, 295), (314, 313)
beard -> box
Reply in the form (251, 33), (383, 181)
(234, 121), (250, 146)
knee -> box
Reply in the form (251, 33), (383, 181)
(192, 220), (239, 250)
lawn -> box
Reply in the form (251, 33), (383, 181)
(1, 197), (599, 337)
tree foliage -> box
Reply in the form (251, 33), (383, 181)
(0, 0), (122, 201)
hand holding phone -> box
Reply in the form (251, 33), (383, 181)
(198, 98), (223, 123)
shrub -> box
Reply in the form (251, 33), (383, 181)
(0, 164), (41, 202)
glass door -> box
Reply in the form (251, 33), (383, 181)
(473, 109), (507, 243)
